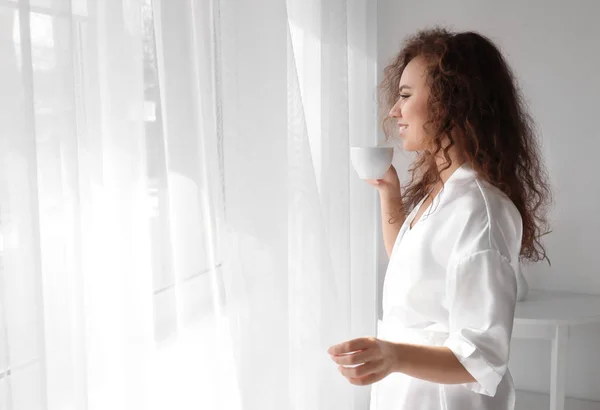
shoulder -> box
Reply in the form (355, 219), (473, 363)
(443, 177), (523, 264)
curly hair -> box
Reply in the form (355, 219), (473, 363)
(379, 28), (552, 263)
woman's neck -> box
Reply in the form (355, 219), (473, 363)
(435, 145), (464, 181)
(437, 158), (463, 183)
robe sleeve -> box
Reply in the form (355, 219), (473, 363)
(442, 249), (518, 397)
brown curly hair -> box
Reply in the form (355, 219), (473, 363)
(379, 28), (551, 263)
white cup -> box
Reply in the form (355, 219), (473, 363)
(350, 146), (394, 180)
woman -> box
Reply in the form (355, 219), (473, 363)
(327, 28), (551, 409)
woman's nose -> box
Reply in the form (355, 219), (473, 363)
(389, 102), (401, 118)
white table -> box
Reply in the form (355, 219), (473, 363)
(512, 290), (600, 410)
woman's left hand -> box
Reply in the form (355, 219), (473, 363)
(327, 337), (399, 386)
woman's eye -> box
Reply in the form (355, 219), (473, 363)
(400, 94), (410, 100)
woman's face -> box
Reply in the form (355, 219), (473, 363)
(388, 56), (431, 152)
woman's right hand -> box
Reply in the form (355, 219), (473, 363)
(365, 165), (401, 199)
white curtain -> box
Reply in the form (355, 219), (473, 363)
(0, 0), (379, 409)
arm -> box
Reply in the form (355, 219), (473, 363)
(367, 165), (404, 258)
(329, 337), (476, 386)
(380, 193), (405, 258)
(392, 344), (476, 384)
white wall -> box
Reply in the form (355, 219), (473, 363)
(377, 0), (600, 403)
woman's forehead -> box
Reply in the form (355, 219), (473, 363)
(400, 56), (428, 88)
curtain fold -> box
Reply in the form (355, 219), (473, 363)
(0, 0), (379, 409)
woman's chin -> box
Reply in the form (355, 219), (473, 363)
(399, 138), (417, 152)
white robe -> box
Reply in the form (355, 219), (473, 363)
(370, 163), (521, 410)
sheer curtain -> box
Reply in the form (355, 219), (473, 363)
(0, 0), (379, 409)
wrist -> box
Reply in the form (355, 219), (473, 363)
(391, 342), (408, 374)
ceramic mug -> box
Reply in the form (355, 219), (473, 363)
(350, 146), (394, 180)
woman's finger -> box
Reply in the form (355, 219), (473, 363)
(328, 337), (375, 356)
(349, 371), (386, 386)
(330, 348), (376, 366)
(339, 359), (383, 379)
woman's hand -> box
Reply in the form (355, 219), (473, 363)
(365, 165), (401, 199)
(327, 337), (399, 386)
